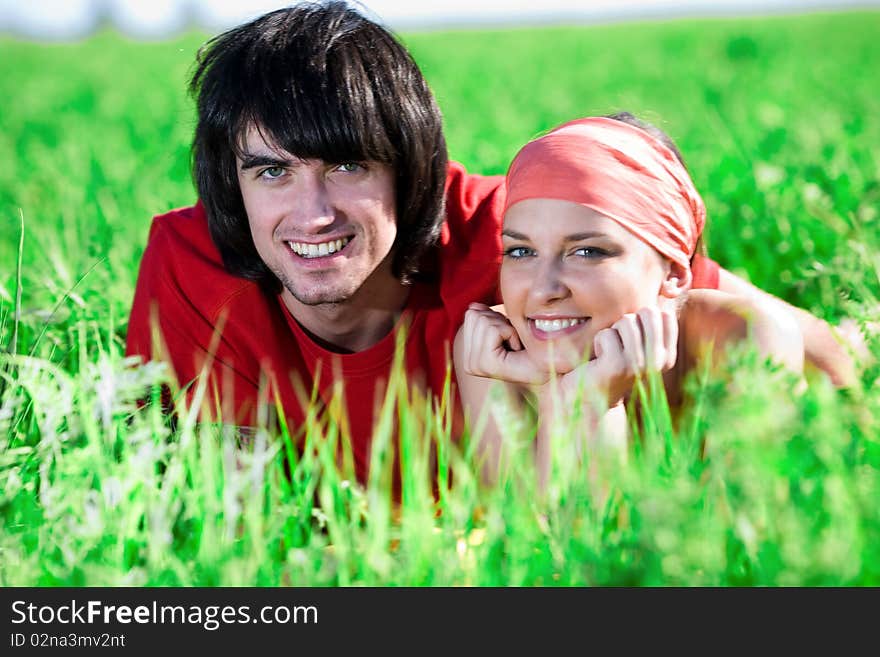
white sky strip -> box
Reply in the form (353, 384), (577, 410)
(0, 0), (876, 40)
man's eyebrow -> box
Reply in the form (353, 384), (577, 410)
(238, 153), (293, 171)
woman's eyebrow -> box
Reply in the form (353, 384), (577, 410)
(502, 230), (608, 240)
(564, 231), (606, 241)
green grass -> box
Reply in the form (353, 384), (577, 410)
(1, 10), (879, 586)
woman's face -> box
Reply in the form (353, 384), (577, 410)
(500, 198), (672, 374)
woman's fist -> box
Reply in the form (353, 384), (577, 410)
(458, 303), (550, 385)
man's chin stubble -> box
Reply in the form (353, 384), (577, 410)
(279, 275), (353, 308)
(275, 265), (372, 308)
(287, 286), (350, 307)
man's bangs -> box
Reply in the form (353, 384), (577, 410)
(232, 72), (398, 166)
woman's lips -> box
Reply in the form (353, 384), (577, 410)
(527, 316), (589, 341)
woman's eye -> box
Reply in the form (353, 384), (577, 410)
(336, 162), (362, 173)
(573, 246), (607, 258)
(260, 166), (285, 179)
(504, 246), (534, 259)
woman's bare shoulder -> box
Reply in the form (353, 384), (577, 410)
(681, 289), (751, 340)
(684, 288), (796, 326)
(682, 289), (803, 371)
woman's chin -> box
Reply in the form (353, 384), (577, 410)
(522, 336), (591, 376)
(549, 357), (583, 376)
(538, 348), (588, 376)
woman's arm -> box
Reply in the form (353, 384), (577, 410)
(683, 288), (805, 374)
(453, 328), (512, 485)
(453, 304), (547, 485)
(533, 382), (628, 494)
(716, 268), (853, 385)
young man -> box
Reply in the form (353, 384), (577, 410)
(126, 2), (510, 484)
(126, 1), (856, 484)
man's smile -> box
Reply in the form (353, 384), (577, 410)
(286, 236), (353, 259)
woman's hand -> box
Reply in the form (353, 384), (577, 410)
(458, 302), (550, 385)
(560, 305), (679, 407)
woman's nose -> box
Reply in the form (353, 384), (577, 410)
(529, 260), (569, 305)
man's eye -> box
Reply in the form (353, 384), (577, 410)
(336, 162), (362, 173)
(260, 166), (285, 179)
(504, 246), (534, 259)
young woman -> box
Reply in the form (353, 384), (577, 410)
(453, 114), (805, 489)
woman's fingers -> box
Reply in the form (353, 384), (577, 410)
(461, 307), (544, 384)
(636, 307), (661, 371)
(565, 306), (681, 408)
(608, 307), (679, 376)
(592, 327), (616, 359)
(592, 327), (625, 371)
(612, 313), (646, 373)
(507, 326), (523, 352)
(661, 306), (678, 370)
(576, 327), (628, 405)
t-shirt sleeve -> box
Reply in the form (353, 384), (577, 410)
(126, 219), (177, 365)
(440, 161), (506, 310)
(125, 217), (263, 424)
(691, 253), (721, 290)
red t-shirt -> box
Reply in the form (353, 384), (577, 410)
(126, 161), (720, 483)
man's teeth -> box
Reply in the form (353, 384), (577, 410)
(533, 318), (587, 332)
(288, 237), (351, 258)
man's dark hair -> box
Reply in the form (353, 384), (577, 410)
(190, 1), (448, 287)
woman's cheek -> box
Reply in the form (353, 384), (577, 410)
(499, 268), (528, 308)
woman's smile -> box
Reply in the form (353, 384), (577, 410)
(527, 315), (590, 340)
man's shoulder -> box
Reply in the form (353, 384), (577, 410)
(136, 201), (262, 320)
(426, 163), (506, 310)
(146, 201), (216, 256)
(441, 161), (505, 257)
(443, 161), (505, 231)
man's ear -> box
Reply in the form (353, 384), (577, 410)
(659, 261), (692, 300)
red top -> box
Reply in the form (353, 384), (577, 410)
(126, 161), (720, 483)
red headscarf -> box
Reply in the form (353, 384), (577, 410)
(504, 116), (706, 270)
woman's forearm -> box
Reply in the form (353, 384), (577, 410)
(534, 382), (627, 494)
(717, 267), (856, 386)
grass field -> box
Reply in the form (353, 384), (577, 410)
(1, 9), (879, 586)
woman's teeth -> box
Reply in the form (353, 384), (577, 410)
(533, 318), (587, 332)
(288, 236), (351, 258)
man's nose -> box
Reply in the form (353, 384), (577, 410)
(287, 172), (335, 232)
(529, 259), (570, 305)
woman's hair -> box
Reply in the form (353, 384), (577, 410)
(604, 111), (706, 259)
(604, 111), (686, 166)
(190, 1), (448, 288)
